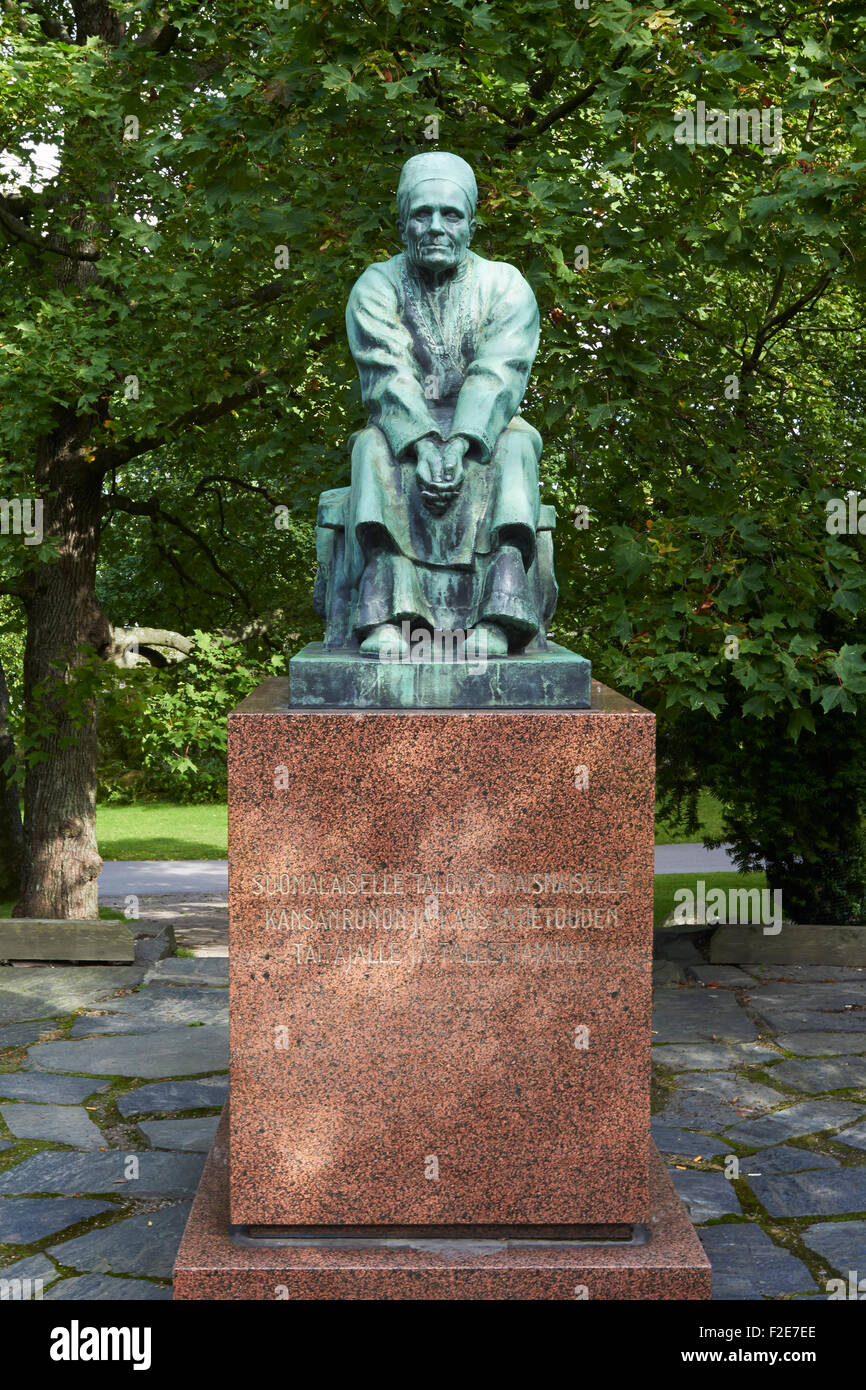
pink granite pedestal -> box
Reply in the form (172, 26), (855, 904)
(174, 1107), (710, 1299)
(174, 677), (710, 1299)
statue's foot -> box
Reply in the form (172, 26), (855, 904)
(466, 621), (509, 659)
(359, 622), (409, 660)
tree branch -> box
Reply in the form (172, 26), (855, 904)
(504, 80), (600, 148)
(0, 198), (102, 261)
(744, 269), (834, 371)
(104, 493), (256, 615)
(21, 0), (74, 43)
(763, 266), (787, 324)
(133, 22), (181, 54)
(218, 276), (293, 313)
(763, 270), (834, 339)
(107, 624), (194, 666)
(96, 366), (306, 474)
(153, 534), (212, 595)
(192, 473), (282, 508)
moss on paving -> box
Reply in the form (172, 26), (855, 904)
(650, 1062), (680, 1115)
(651, 996), (866, 1300)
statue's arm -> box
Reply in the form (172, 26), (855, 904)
(449, 267), (540, 462)
(346, 267), (441, 461)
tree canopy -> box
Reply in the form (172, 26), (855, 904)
(0, 0), (864, 915)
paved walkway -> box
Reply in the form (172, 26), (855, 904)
(97, 843), (741, 898)
(99, 896), (229, 957)
(654, 843), (740, 874)
(1, 939), (862, 1299)
(98, 861), (230, 896)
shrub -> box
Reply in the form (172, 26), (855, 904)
(98, 632), (285, 803)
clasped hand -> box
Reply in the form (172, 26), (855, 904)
(415, 436), (468, 516)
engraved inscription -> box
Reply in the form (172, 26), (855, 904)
(242, 864), (637, 969)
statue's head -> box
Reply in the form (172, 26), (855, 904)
(397, 152), (477, 275)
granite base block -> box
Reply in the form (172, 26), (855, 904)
(288, 641), (591, 708)
(173, 1109), (710, 1300)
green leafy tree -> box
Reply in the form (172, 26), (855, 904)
(98, 630), (286, 802)
(0, 0), (864, 918)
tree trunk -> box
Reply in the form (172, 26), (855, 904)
(7, 3), (140, 918)
(18, 420), (110, 919)
(0, 658), (24, 898)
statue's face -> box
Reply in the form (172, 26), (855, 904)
(399, 180), (476, 274)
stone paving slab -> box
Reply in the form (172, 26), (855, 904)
(776, 1032), (866, 1056)
(725, 1100), (864, 1147)
(0, 1073), (110, 1104)
(751, 1007), (866, 1034)
(127, 922), (170, 945)
(659, 1071), (784, 1132)
(137, 1116), (219, 1152)
(144, 958), (228, 986)
(652, 991), (759, 1043)
(25, 1023), (229, 1077)
(652, 961), (686, 989)
(48, 1203), (191, 1278)
(0, 1148), (205, 1197)
(698, 1224), (818, 1299)
(0, 967), (144, 1024)
(117, 1076), (228, 1117)
(99, 895), (229, 958)
(133, 933), (174, 968)
(650, 1121), (729, 1157)
(738, 1145), (841, 1175)
(668, 1169), (742, 1222)
(834, 1120), (866, 1152)
(0, 1197), (115, 1243)
(0, 1103), (105, 1149)
(751, 966), (866, 984)
(801, 1220), (866, 1274)
(764, 1055), (866, 1092)
(748, 1168), (866, 1218)
(652, 1042), (779, 1071)
(0, 1022), (59, 1051)
(0, 1253), (60, 1289)
(687, 966), (757, 987)
(750, 983), (865, 1007)
(69, 986), (228, 1036)
(746, 984), (866, 1034)
(96, 986), (221, 1013)
(44, 1274), (172, 1300)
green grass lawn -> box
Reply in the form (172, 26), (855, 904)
(96, 802), (228, 860)
(653, 871), (767, 928)
(654, 789), (725, 845)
